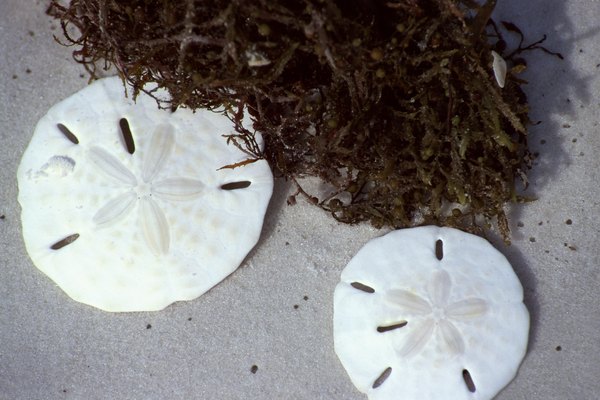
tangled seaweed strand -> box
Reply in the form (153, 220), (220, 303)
(48, 0), (537, 243)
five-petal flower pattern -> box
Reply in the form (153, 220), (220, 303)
(384, 269), (488, 358)
(89, 123), (203, 255)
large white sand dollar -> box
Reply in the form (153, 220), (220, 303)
(17, 77), (273, 312)
(334, 226), (529, 400)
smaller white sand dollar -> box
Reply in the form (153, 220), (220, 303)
(17, 77), (273, 312)
(334, 226), (529, 400)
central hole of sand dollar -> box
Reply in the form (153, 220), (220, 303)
(432, 307), (445, 321)
(135, 182), (152, 198)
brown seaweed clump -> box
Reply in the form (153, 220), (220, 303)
(48, 0), (543, 243)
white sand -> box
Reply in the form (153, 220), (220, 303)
(0, 0), (598, 398)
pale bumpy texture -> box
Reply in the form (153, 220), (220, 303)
(17, 77), (273, 312)
(334, 226), (529, 400)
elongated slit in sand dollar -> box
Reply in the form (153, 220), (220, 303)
(119, 118), (135, 154)
(333, 226), (529, 400)
(17, 77), (273, 312)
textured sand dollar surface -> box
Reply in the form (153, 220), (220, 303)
(334, 226), (529, 400)
(17, 77), (273, 312)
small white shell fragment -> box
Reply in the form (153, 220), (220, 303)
(333, 226), (529, 400)
(245, 50), (271, 67)
(491, 50), (507, 88)
(17, 77), (274, 312)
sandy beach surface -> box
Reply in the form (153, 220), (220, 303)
(1, 1), (598, 399)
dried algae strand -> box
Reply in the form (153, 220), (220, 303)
(47, 0), (556, 243)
